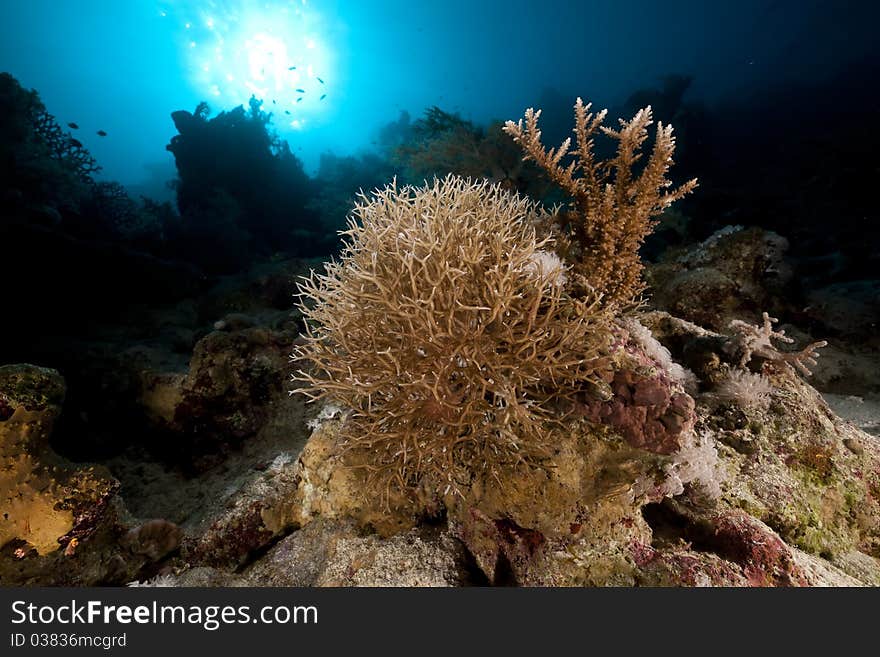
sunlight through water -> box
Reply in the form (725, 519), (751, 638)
(163, 0), (335, 131)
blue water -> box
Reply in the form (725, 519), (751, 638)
(2, 0), (876, 193)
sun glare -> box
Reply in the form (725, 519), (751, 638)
(165, 0), (335, 131)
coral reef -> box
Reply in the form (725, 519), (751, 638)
(165, 97), (319, 269)
(2, 69), (878, 590)
(3, 244), (878, 587)
(267, 97), (876, 587)
(278, 312), (880, 586)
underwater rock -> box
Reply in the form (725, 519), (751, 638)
(244, 520), (468, 587)
(242, 519), (346, 587)
(0, 364), (138, 585)
(121, 519), (182, 561)
(648, 226), (791, 331)
(136, 325), (295, 469)
(137, 521), (469, 588)
(182, 444), (303, 569)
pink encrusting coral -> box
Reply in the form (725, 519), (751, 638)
(577, 366), (695, 454)
(574, 322), (696, 455)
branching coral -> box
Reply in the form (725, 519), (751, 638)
(726, 312), (827, 377)
(292, 175), (610, 500)
(30, 101), (101, 182)
(503, 98), (697, 309)
(0, 72), (99, 213)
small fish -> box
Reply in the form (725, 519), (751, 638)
(68, 137), (83, 147)
(316, 77), (324, 84)
(288, 65), (296, 70)
(67, 122), (79, 129)
(97, 130), (107, 136)
(320, 94), (326, 100)
(295, 88), (305, 93)
(272, 99), (276, 104)
(284, 110), (290, 114)
(296, 97), (303, 102)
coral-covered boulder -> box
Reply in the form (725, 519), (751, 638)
(644, 312), (880, 582)
(136, 326), (296, 469)
(0, 365), (136, 585)
(249, 311), (880, 587)
(266, 410), (660, 585)
(181, 449), (302, 569)
(275, 320), (718, 586)
(648, 226), (791, 331)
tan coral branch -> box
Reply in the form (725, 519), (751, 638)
(503, 98), (697, 310)
(726, 312), (828, 377)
